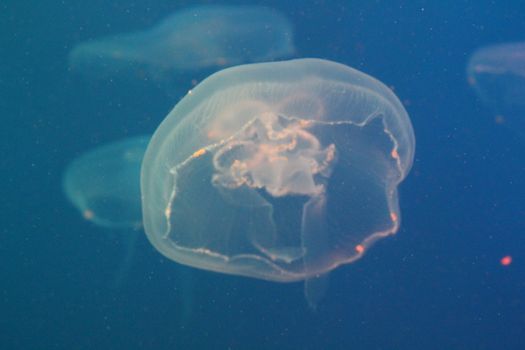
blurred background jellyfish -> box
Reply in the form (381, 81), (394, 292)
(63, 135), (149, 289)
(63, 134), (195, 324)
(63, 135), (149, 229)
(68, 5), (295, 81)
(467, 42), (525, 129)
(141, 58), (415, 307)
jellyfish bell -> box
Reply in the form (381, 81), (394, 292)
(62, 135), (152, 289)
(68, 5), (295, 81)
(63, 135), (150, 229)
(141, 58), (415, 306)
(467, 42), (525, 124)
(467, 42), (525, 140)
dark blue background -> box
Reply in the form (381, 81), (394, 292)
(1, 1), (524, 349)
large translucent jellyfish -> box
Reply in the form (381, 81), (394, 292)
(68, 5), (294, 79)
(141, 58), (415, 306)
(63, 135), (149, 229)
(467, 42), (525, 112)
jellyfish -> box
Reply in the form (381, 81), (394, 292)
(63, 135), (150, 289)
(63, 135), (149, 229)
(63, 135), (197, 316)
(68, 5), (295, 80)
(141, 58), (415, 306)
(467, 42), (525, 114)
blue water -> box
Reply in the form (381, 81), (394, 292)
(2, 1), (525, 349)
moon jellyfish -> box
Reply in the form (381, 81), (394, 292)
(63, 135), (150, 290)
(63, 135), (149, 229)
(141, 58), (415, 306)
(68, 5), (294, 79)
(64, 135), (197, 311)
(467, 42), (525, 113)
